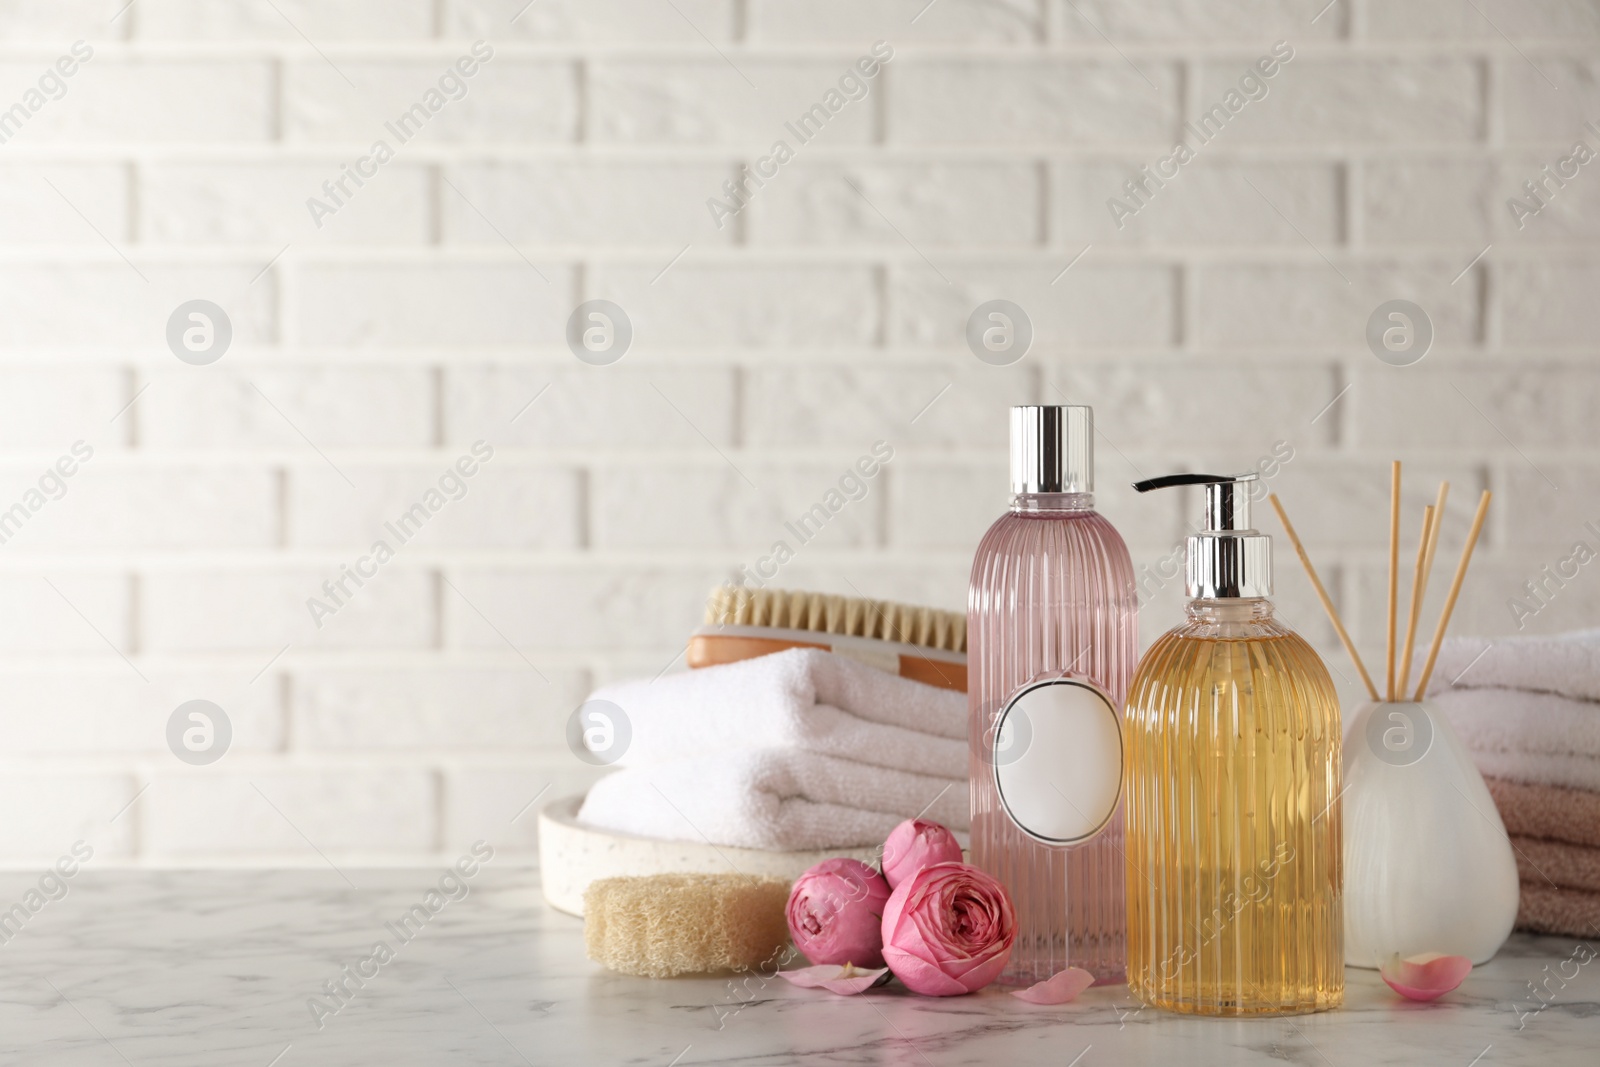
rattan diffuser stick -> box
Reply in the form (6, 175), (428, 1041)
(1412, 490), (1492, 700)
(1421, 482), (1450, 595)
(1269, 493), (1380, 701)
(1396, 504), (1434, 699)
(1386, 462), (1402, 700)
(1398, 481), (1449, 695)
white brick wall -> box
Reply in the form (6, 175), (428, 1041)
(0, 0), (1596, 866)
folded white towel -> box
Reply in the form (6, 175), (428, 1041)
(1434, 686), (1600, 764)
(1429, 630), (1600, 703)
(588, 648), (967, 779)
(1453, 750), (1600, 795)
(577, 749), (967, 851)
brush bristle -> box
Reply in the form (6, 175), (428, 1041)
(703, 586), (966, 654)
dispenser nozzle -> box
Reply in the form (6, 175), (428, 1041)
(1132, 471), (1271, 598)
(1133, 472), (1259, 533)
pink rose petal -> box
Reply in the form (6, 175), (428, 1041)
(776, 963), (891, 995)
(1011, 967), (1095, 1005)
(1380, 953), (1472, 1002)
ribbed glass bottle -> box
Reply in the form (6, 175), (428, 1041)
(1124, 598), (1343, 1015)
(968, 492), (1138, 986)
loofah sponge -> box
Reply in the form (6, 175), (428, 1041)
(583, 873), (792, 977)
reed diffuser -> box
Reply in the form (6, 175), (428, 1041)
(1270, 468), (1518, 967)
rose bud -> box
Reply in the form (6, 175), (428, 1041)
(881, 861), (1017, 996)
(786, 858), (892, 968)
(881, 818), (963, 889)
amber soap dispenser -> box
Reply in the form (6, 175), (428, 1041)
(1122, 473), (1343, 1015)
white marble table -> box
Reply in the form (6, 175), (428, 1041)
(3, 867), (1594, 1065)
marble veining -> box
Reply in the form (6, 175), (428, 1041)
(0, 867), (1594, 1065)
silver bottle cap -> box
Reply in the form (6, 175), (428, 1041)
(1133, 473), (1273, 599)
(1010, 405), (1093, 494)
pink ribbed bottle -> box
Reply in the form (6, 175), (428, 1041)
(968, 405), (1138, 986)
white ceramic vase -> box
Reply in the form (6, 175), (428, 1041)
(1342, 700), (1519, 967)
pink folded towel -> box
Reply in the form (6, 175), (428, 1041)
(1510, 836), (1600, 895)
(1515, 883), (1600, 938)
(1487, 777), (1600, 849)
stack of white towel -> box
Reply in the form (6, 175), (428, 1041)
(576, 648), (968, 852)
(1426, 630), (1600, 793)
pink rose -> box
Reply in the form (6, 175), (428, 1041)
(881, 818), (963, 889)
(786, 858), (892, 968)
(881, 861), (1016, 996)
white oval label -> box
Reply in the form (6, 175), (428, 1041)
(993, 677), (1122, 846)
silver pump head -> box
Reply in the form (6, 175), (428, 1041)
(1010, 405), (1093, 494)
(1133, 472), (1273, 599)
